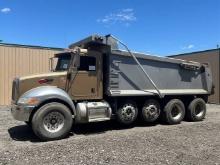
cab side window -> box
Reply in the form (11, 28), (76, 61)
(79, 56), (96, 71)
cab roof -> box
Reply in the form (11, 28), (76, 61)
(69, 34), (118, 50)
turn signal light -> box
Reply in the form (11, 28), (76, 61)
(27, 98), (40, 105)
(17, 97), (40, 105)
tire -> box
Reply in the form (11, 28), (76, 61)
(116, 101), (138, 125)
(32, 102), (73, 141)
(187, 98), (206, 121)
(163, 99), (185, 124)
(142, 99), (160, 122)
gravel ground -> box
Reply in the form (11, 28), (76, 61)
(0, 104), (220, 165)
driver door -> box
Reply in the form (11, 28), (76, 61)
(70, 51), (102, 100)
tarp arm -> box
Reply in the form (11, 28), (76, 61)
(106, 34), (163, 98)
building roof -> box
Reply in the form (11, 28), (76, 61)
(168, 48), (220, 57)
(0, 42), (64, 51)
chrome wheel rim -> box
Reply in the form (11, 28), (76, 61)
(43, 111), (65, 133)
(195, 103), (204, 117)
(171, 105), (182, 120)
(121, 104), (136, 121)
(144, 104), (159, 119)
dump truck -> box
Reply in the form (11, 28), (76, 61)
(11, 34), (213, 140)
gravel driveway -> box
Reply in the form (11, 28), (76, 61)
(0, 104), (220, 165)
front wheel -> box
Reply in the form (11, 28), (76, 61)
(32, 102), (73, 141)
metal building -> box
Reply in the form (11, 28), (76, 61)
(0, 43), (63, 105)
(169, 48), (220, 104)
(1, 43), (219, 105)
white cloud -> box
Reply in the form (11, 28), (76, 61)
(182, 44), (195, 50)
(97, 8), (136, 26)
(187, 44), (194, 49)
(1, 8), (11, 14)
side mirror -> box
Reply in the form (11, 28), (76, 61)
(49, 57), (54, 72)
(49, 57), (58, 72)
(74, 53), (80, 68)
(67, 72), (71, 80)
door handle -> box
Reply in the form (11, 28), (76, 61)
(91, 88), (95, 93)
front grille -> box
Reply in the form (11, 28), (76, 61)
(12, 78), (19, 102)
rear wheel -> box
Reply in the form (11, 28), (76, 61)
(163, 99), (185, 124)
(142, 99), (160, 123)
(32, 102), (73, 141)
(116, 101), (138, 125)
(187, 98), (206, 121)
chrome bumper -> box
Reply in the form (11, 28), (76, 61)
(11, 104), (35, 121)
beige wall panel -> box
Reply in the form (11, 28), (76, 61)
(0, 45), (62, 105)
(4, 47), (9, 106)
(171, 49), (220, 104)
(0, 47), (4, 104)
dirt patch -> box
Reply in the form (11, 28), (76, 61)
(0, 105), (220, 165)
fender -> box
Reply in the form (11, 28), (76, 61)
(19, 86), (76, 115)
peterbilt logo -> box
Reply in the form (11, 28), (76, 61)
(38, 78), (54, 84)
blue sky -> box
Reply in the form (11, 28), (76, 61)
(0, 0), (219, 56)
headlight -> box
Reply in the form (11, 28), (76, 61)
(17, 97), (40, 105)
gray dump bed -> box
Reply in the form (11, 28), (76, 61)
(106, 50), (213, 97)
(69, 34), (213, 98)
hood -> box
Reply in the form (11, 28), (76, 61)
(18, 71), (67, 98)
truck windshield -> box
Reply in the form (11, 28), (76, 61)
(55, 54), (71, 71)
